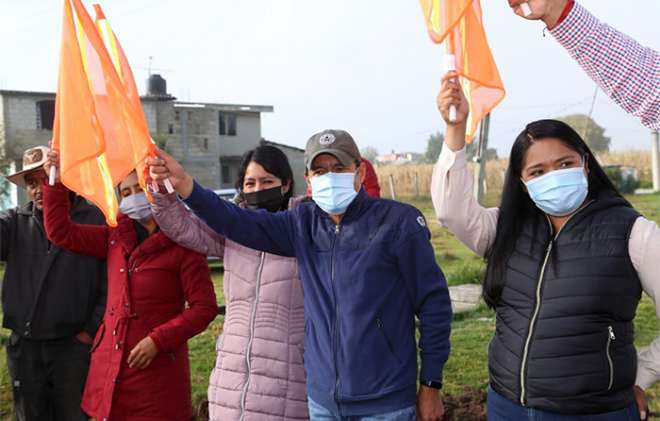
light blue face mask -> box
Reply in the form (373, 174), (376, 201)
(119, 192), (153, 224)
(310, 172), (358, 215)
(524, 167), (589, 217)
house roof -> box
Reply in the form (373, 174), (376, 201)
(0, 90), (273, 113)
(0, 90), (55, 98)
(173, 101), (273, 113)
(261, 139), (304, 153)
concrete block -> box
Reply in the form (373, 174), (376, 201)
(449, 284), (483, 313)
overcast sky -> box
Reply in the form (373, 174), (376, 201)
(1, 1), (658, 156)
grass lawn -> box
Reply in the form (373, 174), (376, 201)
(0, 192), (658, 420)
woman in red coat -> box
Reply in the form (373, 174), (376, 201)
(42, 154), (218, 421)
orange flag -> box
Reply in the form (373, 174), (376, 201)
(52, 0), (153, 226)
(93, 4), (157, 194)
(419, 0), (505, 142)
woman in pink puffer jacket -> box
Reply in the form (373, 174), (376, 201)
(150, 146), (309, 421)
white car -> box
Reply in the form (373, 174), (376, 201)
(213, 188), (239, 202)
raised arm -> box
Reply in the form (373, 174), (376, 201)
(42, 150), (109, 259)
(184, 182), (296, 257)
(150, 191), (225, 258)
(431, 74), (499, 257)
(147, 150), (296, 258)
(508, 0), (660, 130)
(552, 3), (659, 129)
(42, 182), (109, 259)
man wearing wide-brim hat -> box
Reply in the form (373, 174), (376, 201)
(1, 146), (107, 421)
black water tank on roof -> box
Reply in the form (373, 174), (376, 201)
(147, 74), (167, 96)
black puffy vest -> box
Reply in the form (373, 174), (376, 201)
(489, 196), (642, 414)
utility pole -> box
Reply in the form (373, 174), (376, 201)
(582, 85), (598, 141)
(474, 114), (491, 204)
(652, 129), (660, 192)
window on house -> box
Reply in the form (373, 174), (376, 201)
(168, 124), (174, 134)
(221, 164), (230, 182)
(218, 112), (226, 135)
(36, 100), (55, 130)
(218, 112), (237, 136)
(174, 110), (180, 121)
(203, 138), (209, 151)
(227, 114), (237, 136)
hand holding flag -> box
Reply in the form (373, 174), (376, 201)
(437, 73), (469, 126)
(507, 0), (571, 27)
(146, 149), (195, 200)
(44, 151), (60, 185)
(419, 0), (506, 142)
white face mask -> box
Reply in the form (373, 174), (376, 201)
(119, 192), (153, 224)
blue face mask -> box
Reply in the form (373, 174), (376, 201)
(524, 167), (589, 217)
(310, 172), (358, 215)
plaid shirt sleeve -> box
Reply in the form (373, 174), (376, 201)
(551, 2), (660, 130)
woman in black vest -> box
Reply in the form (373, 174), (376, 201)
(431, 74), (660, 420)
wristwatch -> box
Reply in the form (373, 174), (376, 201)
(420, 379), (443, 390)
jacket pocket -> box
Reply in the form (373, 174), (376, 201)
(376, 318), (402, 364)
(606, 325), (616, 391)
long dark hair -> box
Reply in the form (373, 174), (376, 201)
(483, 119), (628, 308)
(236, 145), (294, 210)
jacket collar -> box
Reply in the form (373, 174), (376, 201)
(115, 214), (173, 256)
(17, 200), (37, 216)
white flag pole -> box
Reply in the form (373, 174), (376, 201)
(48, 165), (57, 186)
(520, 2), (532, 17)
(163, 178), (175, 194)
(444, 53), (457, 123)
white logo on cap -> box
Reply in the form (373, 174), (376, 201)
(417, 216), (426, 227)
(319, 133), (336, 145)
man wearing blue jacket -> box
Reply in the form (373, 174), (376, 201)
(148, 129), (452, 421)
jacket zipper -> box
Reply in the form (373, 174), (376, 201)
(519, 241), (552, 406)
(519, 203), (592, 406)
(607, 325), (616, 391)
(239, 252), (266, 421)
(330, 225), (342, 415)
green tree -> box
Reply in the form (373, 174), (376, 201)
(558, 114), (611, 153)
(424, 132), (444, 163)
(360, 146), (379, 162)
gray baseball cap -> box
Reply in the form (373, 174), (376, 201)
(304, 129), (361, 170)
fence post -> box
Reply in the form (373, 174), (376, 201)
(388, 174), (397, 201)
(474, 114), (490, 204)
(414, 172), (420, 197)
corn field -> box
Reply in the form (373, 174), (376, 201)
(375, 150), (653, 198)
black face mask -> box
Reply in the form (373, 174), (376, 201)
(243, 186), (285, 212)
